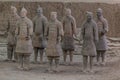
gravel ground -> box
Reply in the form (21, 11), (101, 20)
(0, 0), (119, 4)
(0, 38), (120, 80)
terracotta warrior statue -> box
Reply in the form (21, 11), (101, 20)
(15, 7), (33, 70)
(80, 11), (98, 73)
(62, 8), (77, 65)
(6, 6), (20, 62)
(45, 12), (63, 72)
(96, 8), (109, 66)
(32, 5), (48, 64)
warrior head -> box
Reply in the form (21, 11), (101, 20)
(20, 7), (27, 18)
(97, 8), (103, 18)
(86, 11), (93, 22)
(50, 12), (57, 21)
(11, 6), (17, 14)
(65, 8), (71, 16)
(37, 5), (43, 16)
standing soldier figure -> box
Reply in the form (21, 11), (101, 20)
(6, 6), (20, 62)
(62, 8), (77, 65)
(33, 6), (47, 63)
(45, 12), (63, 72)
(96, 8), (109, 66)
(80, 12), (98, 73)
(15, 7), (33, 70)
(32, 5), (48, 64)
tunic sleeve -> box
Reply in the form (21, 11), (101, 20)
(32, 17), (36, 32)
(80, 22), (85, 41)
(72, 17), (77, 36)
(28, 20), (33, 36)
(15, 21), (19, 35)
(43, 17), (48, 35)
(103, 19), (109, 33)
(62, 17), (65, 31)
(15, 14), (20, 35)
(15, 13), (20, 20)
(93, 21), (99, 42)
(58, 22), (64, 37)
(44, 23), (49, 37)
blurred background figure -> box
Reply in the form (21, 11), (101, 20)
(5, 6), (20, 62)
(96, 8), (109, 66)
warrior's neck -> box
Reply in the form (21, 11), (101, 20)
(37, 14), (43, 17)
(66, 15), (71, 17)
(51, 19), (57, 22)
(21, 17), (26, 19)
(98, 16), (104, 20)
(11, 13), (17, 17)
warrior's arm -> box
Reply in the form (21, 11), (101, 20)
(44, 23), (49, 39)
(57, 22), (64, 42)
(103, 19), (109, 34)
(43, 17), (48, 36)
(72, 17), (77, 37)
(93, 22), (99, 43)
(32, 17), (36, 32)
(62, 17), (65, 32)
(15, 21), (19, 36)
(58, 22), (64, 37)
(80, 23), (85, 41)
(29, 21), (33, 36)
(15, 13), (20, 20)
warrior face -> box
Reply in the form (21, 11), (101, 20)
(20, 7), (27, 18)
(97, 8), (103, 18)
(11, 6), (17, 14)
(65, 8), (71, 16)
(50, 12), (57, 21)
(86, 12), (93, 22)
(37, 7), (43, 16)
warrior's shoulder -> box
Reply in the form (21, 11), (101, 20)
(47, 21), (51, 26)
(17, 18), (22, 22)
(70, 15), (75, 21)
(56, 20), (62, 25)
(42, 15), (47, 19)
(62, 16), (66, 20)
(16, 19), (21, 25)
(92, 20), (97, 28)
(92, 20), (97, 24)
(42, 15), (48, 22)
(16, 14), (20, 19)
(26, 17), (32, 23)
(102, 17), (108, 23)
(24, 17), (33, 27)
(33, 16), (37, 20)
